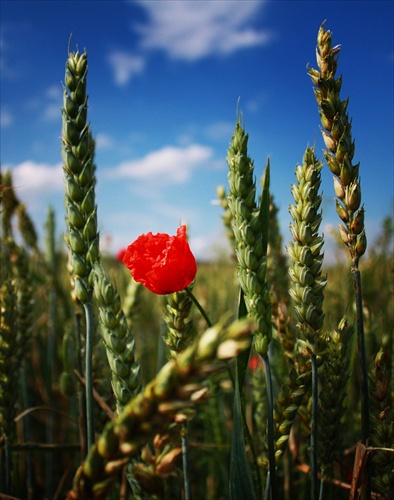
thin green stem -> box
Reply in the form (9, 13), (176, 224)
(181, 287), (212, 500)
(262, 354), (277, 500)
(351, 264), (371, 499)
(83, 302), (94, 452)
(311, 351), (319, 500)
(185, 286), (212, 328)
(181, 421), (191, 500)
(75, 311), (87, 457)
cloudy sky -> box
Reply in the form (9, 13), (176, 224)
(1, 0), (393, 261)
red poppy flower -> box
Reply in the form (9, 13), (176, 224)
(122, 225), (197, 294)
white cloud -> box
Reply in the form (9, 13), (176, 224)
(10, 161), (63, 195)
(133, 0), (271, 61)
(110, 144), (213, 185)
(107, 51), (145, 86)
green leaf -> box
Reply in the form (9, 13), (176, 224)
(229, 288), (256, 500)
(229, 375), (256, 500)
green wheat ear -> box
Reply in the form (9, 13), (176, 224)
(91, 262), (141, 414)
(163, 286), (196, 359)
(61, 47), (99, 303)
(226, 120), (271, 356)
(288, 145), (327, 345)
(308, 23), (366, 264)
(318, 317), (353, 476)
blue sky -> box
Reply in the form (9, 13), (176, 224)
(1, 0), (393, 262)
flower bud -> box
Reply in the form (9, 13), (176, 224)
(78, 162), (93, 188)
(347, 182), (361, 212)
(351, 207), (364, 234)
(316, 50), (329, 73)
(76, 53), (87, 75)
(245, 249), (259, 272)
(71, 253), (87, 277)
(81, 186), (95, 215)
(335, 199), (349, 222)
(65, 68), (77, 92)
(74, 276), (89, 303)
(309, 236), (324, 256)
(321, 130), (337, 153)
(355, 230), (367, 257)
(63, 118), (80, 146)
(308, 67), (320, 85)
(75, 104), (87, 131)
(331, 115), (344, 141)
(318, 25), (331, 50)
(301, 205), (316, 224)
(76, 129), (90, 159)
(289, 205), (300, 224)
(235, 199), (250, 220)
(73, 80), (86, 106)
(290, 183), (301, 204)
(338, 223), (351, 245)
(318, 109), (332, 131)
(335, 135), (349, 163)
(324, 152), (341, 176)
(63, 146), (82, 175)
(87, 239), (100, 265)
(83, 210), (97, 242)
(242, 224), (255, 246)
(286, 242), (298, 264)
(69, 227), (86, 254)
(339, 160), (353, 186)
(298, 246), (313, 266)
(298, 221), (313, 245)
(63, 91), (78, 119)
(254, 334), (269, 356)
(108, 355), (128, 379)
(321, 99), (336, 120)
(333, 176), (345, 200)
(65, 170), (84, 202)
(289, 283), (303, 305)
(298, 265), (314, 286)
(66, 201), (84, 229)
(246, 271), (262, 295)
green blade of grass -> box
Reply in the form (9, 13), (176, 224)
(229, 289), (256, 500)
(229, 373), (256, 500)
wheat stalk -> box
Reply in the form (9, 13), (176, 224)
(308, 27), (371, 494)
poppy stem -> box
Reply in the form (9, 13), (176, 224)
(184, 286), (212, 328)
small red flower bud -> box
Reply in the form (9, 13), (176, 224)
(123, 225), (197, 295)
